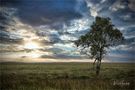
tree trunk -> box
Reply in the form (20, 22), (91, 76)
(95, 49), (102, 76)
(96, 60), (101, 76)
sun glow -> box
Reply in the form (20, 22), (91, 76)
(27, 52), (41, 58)
(24, 41), (40, 49)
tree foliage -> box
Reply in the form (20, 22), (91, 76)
(75, 16), (124, 75)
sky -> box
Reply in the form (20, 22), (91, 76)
(0, 0), (135, 62)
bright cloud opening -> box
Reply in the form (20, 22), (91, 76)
(24, 41), (40, 50)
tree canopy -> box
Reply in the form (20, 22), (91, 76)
(75, 16), (124, 75)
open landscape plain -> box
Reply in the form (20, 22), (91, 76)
(0, 62), (135, 90)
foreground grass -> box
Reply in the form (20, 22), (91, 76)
(0, 62), (135, 90)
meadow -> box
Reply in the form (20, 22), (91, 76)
(0, 62), (135, 90)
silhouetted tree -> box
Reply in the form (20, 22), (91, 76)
(75, 16), (124, 75)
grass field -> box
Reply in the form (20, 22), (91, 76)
(0, 62), (135, 90)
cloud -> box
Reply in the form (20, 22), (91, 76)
(0, 7), (23, 44)
(85, 0), (99, 17)
(0, 31), (22, 44)
(34, 16), (92, 58)
(41, 53), (84, 60)
(75, 0), (89, 17)
(1, 0), (84, 26)
(63, 17), (91, 34)
(60, 34), (77, 41)
(0, 7), (17, 31)
(122, 26), (135, 38)
(100, 0), (106, 4)
(109, 0), (127, 12)
(53, 43), (76, 51)
(128, 0), (135, 11)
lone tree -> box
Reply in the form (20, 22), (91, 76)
(75, 16), (124, 75)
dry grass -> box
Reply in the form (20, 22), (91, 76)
(0, 62), (135, 90)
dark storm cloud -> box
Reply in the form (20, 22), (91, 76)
(0, 0), (22, 7)
(46, 48), (64, 53)
(88, 0), (135, 26)
(0, 7), (23, 44)
(41, 54), (83, 60)
(125, 37), (135, 44)
(110, 11), (135, 27)
(1, 0), (87, 26)
(0, 7), (16, 31)
(106, 56), (135, 62)
(0, 31), (22, 44)
(87, 0), (135, 39)
(123, 27), (135, 37)
(108, 44), (135, 62)
(86, 0), (101, 4)
(128, 0), (135, 11)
